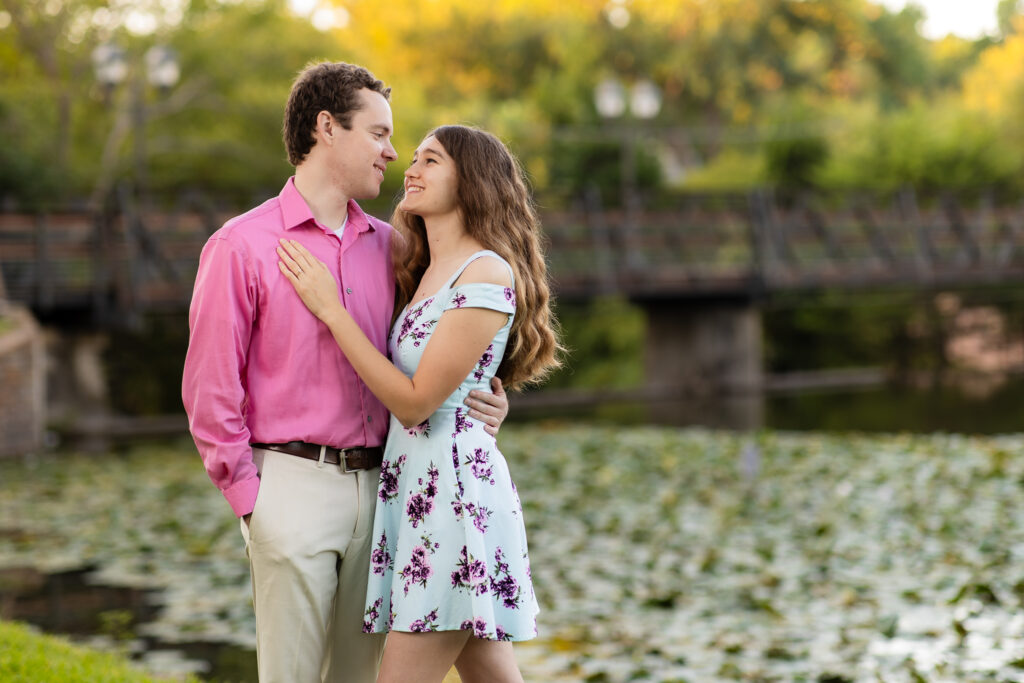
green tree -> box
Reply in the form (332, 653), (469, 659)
(998, 0), (1023, 37)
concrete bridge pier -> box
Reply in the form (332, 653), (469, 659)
(639, 298), (764, 430)
(0, 305), (46, 457)
(46, 330), (112, 451)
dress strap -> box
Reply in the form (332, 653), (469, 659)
(446, 250), (515, 288)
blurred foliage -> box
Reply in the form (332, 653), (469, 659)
(545, 295), (646, 389)
(2, 0), (1024, 210)
(546, 137), (662, 206)
(762, 101), (830, 192)
(764, 288), (1024, 378)
(764, 291), (932, 373)
(6, 0), (1024, 399)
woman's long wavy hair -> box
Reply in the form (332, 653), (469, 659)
(391, 125), (562, 390)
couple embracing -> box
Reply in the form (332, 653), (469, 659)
(182, 62), (560, 682)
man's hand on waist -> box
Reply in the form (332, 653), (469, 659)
(464, 377), (508, 437)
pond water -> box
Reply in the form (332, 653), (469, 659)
(765, 376), (1024, 434)
(511, 373), (1024, 435)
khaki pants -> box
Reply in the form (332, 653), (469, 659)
(241, 448), (386, 683)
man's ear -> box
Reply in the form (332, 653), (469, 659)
(316, 111), (334, 143)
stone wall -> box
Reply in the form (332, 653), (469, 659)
(0, 305), (45, 457)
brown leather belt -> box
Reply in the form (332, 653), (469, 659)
(251, 441), (384, 472)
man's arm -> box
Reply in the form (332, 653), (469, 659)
(182, 237), (260, 518)
(464, 377), (508, 437)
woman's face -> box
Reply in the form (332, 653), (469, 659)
(399, 135), (459, 217)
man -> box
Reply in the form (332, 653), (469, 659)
(182, 62), (508, 683)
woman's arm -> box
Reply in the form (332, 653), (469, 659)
(277, 239), (508, 428)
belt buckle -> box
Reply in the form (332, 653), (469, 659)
(340, 448), (357, 473)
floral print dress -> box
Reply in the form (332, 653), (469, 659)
(362, 250), (538, 641)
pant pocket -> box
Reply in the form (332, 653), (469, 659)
(239, 516), (251, 554)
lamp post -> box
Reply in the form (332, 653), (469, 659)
(594, 77), (662, 271)
(92, 42), (180, 204)
(90, 42), (179, 326)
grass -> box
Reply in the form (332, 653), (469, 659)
(0, 619), (199, 682)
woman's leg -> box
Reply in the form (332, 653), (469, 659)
(377, 630), (472, 683)
(454, 639), (524, 683)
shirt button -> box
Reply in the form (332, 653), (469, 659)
(367, 415), (373, 423)
(346, 287), (353, 294)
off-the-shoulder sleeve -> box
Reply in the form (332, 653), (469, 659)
(444, 282), (517, 315)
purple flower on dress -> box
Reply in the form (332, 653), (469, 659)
(460, 618), (490, 639)
(370, 532), (393, 576)
(420, 464), (440, 499)
(397, 299), (429, 338)
(451, 292), (467, 308)
(492, 575), (520, 609)
(450, 444), (466, 499)
(409, 608), (440, 632)
(453, 407), (474, 436)
(467, 501), (492, 533)
(397, 313), (416, 341)
(406, 462), (440, 527)
(464, 447), (494, 484)
(378, 454), (406, 504)
(405, 493), (433, 528)
(406, 419), (431, 438)
(362, 596), (383, 633)
(494, 547), (510, 574)
(451, 499), (492, 533)
(399, 535), (438, 595)
(411, 327), (432, 347)
(496, 625), (510, 641)
(489, 547), (522, 609)
(504, 287), (516, 308)
(472, 344), (495, 381)
(450, 545), (489, 596)
(396, 299), (436, 348)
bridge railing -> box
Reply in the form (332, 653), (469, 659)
(0, 201), (226, 323)
(4, 190), (1024, 321)
(544, 190), (1024, 299)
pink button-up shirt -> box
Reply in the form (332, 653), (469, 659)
(182, 178), (395, 517)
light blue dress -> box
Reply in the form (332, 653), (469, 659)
(362, 251), (539, 641)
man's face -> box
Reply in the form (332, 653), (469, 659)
(330, 88), (397, 201)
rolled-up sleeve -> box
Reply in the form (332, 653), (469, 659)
(182, 236), (261, 517)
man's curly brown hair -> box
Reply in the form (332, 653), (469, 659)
(283, 61), (391, 167)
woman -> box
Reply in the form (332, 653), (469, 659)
(277, 125), (560, 682)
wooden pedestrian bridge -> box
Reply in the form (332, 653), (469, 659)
(3, 190), (1024, 408)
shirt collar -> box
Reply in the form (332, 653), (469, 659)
(279, 176), (375, 235)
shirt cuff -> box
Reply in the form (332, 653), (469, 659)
(223, 475), (261, 518)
